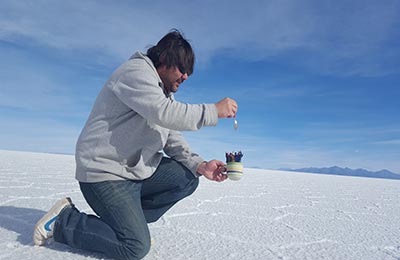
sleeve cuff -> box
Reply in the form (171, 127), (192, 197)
(187, 156), (205, 178)
(203, 104), (218, 126)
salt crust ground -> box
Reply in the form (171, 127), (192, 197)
(0, 150), (399, 260)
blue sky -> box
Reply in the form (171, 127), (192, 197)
(1, 0), (399, 173)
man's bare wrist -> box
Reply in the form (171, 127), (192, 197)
(196, 161), (207, 175)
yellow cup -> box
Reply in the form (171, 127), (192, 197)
(226, 162), (243, 181)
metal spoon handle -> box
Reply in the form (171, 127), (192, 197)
(234, 117), (238, 130)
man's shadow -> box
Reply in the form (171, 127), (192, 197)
(0, 206), (45, 245)
(0, 206), (108, 259)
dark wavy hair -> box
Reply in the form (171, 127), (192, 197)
(147, 29), (195, 76)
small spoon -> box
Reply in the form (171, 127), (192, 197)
(234, 116), (238, 130)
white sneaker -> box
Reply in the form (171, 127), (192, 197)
(33, 197), (73, 246)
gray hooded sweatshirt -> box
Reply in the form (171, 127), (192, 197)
(75, 52), (218, 183)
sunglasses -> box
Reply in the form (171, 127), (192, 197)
(178, 64), (187, 75)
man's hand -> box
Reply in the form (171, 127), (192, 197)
(197, 160), (227, 182)
(215, 98), (238, 118)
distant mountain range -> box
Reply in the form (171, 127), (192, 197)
(282, 166), (400, 180)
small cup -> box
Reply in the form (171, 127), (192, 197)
(226, 162), (244, 181)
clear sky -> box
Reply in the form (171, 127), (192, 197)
(1, 0), (399, 173)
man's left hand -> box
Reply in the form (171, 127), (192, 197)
(197, 160), (227, 182)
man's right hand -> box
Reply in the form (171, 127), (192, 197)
(215, 97), (238, 118)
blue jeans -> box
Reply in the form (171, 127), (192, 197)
(53, 157), (199, 260)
